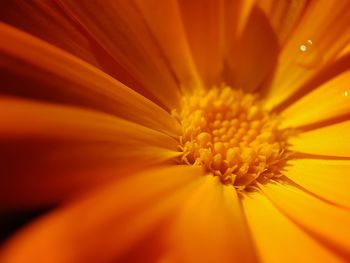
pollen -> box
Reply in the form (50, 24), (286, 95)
(174, 85), (291, 190)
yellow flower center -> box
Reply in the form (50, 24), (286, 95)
(174, 86), (291, 190)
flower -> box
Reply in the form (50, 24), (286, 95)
(0, 0), (350, 262)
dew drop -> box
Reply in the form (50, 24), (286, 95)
(344, 90), (349, 97)
(299, 44), (307, 52)
(296, 39), (324, 69)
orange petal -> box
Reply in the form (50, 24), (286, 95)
(225, 0), (254, 41)
(178, 0), (225, 85)
(167, 175), (257, 263)
(225, 6), (279, 92)
(116, 221), (172, 263)
(0, 1), (149, 96)
(0, 23), (180, 136)
(280, 70), (350, 129)
(338, 43), (350, 59)
(260, 182), (350, 258)
(288, 120), (350, 157)
(264, 0), (350, 110)
(0, 98), (178, 147)
(255, 0), (274, 12)
(134, 0), (203, 93)
(0, 1), (97, 66)
(56, 0), (181, 109)
(242, 191), (342, 263)
(0, 98), (180, 208)
(283, 159), (350, 209)
(256, 0), (309, 44)
(0, 165), (204, 263)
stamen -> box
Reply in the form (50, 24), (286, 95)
(174, 85), (291, 190)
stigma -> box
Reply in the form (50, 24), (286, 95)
(174, 85), (290, 190)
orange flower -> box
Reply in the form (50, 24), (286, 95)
(1, 0), (350, 262)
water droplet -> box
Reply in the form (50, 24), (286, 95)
(296, 39), (324, 69)
(298, 39), (313, 53)
(299, 44), (307, 52)
(344, 90), (349, 97)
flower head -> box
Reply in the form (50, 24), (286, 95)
(0, 0), (350, 262)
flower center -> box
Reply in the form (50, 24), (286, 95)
(174, 86), (290, 190)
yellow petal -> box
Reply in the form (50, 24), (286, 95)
(0, 165), (204, 263)
(178, 0), (225, 85)
(135, 0), (203, 93)
(167, 175), (257, 263)
(264, 0), (350, 110)
(0, 98), (180, 208)
(280, 70), (350, 128)
(288, 121), (350, 157)
(0, 23), (180, 136)
(256, 0), (309, 44)
(242, 191), (343, 263)
(283, 159), (350, 209)
(260, 182), (350, 258)
(226, 7), (279, 92)
(56, 0), (181, 109)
